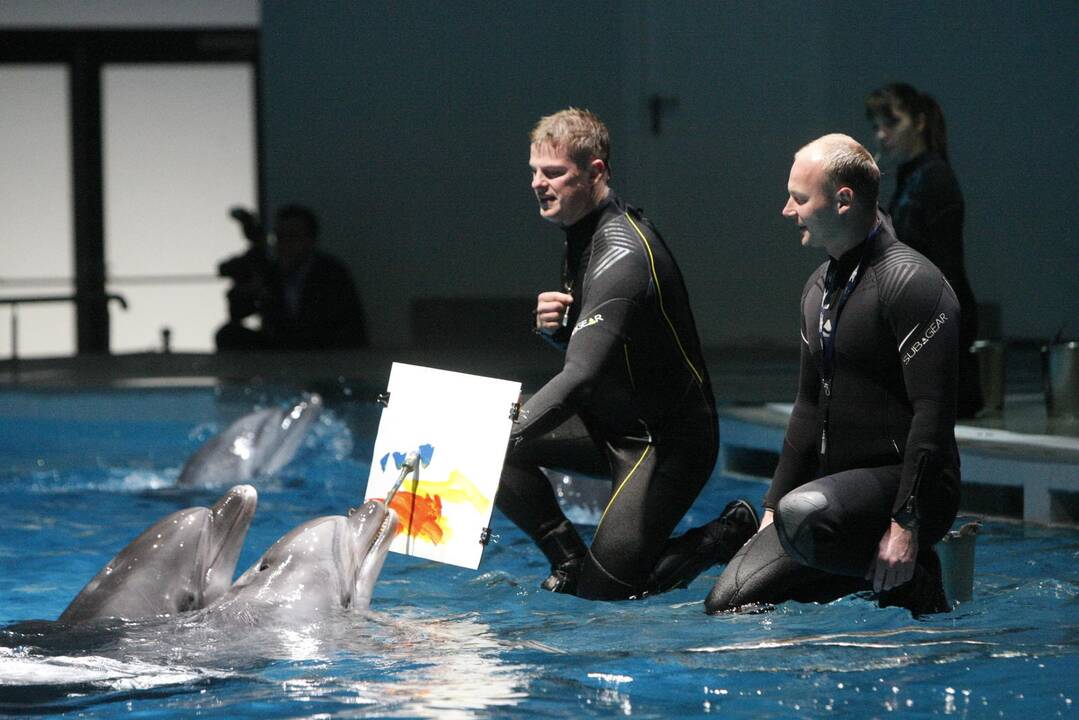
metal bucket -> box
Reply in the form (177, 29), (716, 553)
(971, 340), (1006, 414)
(1042, 341), (1079, 419)
(937, 520), (980, 605)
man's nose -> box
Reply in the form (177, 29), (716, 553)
(531, 170), (545, 190)
(782, 198), (795, 217)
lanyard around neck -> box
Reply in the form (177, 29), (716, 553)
(818, 226), (879, 386)
(818, 258), (860, 384)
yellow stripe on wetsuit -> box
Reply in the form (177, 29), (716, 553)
(624, 214), (704, 386)
(597, 444), (652, 530)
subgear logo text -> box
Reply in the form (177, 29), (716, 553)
(573, 313), (604, 335)
(901, 312), (947, 365)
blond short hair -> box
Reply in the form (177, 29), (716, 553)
(530, 108), (610, 172)
(800, 133), (881, 211)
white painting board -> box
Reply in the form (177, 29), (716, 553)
(364, 362), (521, 569)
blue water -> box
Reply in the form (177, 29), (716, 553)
(1, 388), (1077, 718)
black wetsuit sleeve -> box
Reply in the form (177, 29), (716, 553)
(887, 268), (960, 518)
(764, 287), (822, 510)
(535, 320), (572, 352)
(511, 240), (647, 441)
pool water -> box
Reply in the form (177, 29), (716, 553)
(0, 388), (1077, 718)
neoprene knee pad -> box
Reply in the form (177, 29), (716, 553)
(775, 489), (831, 568)
(704, 574), (737, 614)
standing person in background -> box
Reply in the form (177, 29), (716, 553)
(867, 83), (982, 417)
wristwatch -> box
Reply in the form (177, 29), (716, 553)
(892, 496), (920, 531)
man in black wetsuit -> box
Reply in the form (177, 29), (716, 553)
(495, 108), (758, 600)
(706, 134), (960, 616)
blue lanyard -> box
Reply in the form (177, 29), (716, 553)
(817, 226), (879, 391)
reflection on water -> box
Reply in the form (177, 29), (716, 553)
(0, 396), (1077, 717)
(0, 611), (532, 717)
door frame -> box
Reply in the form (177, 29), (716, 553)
(0, 29), (261, 354)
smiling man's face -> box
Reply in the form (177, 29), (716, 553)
(782, 149), (840, 251)
(529, 142), (600, 227)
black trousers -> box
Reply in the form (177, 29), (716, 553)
(496, 413), (718, 599)
(706, 463), (959, 612)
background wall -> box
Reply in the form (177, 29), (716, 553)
(261, 0), (1077, 349)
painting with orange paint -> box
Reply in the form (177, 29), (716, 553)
(364, 363), (520, 569)
(386, 491), (447, 545)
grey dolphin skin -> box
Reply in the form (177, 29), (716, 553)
(209, 499), (399, 622)
(58, 484), (258, 624)
(55, 491), (399, 627)
(177, 394), (323, 486)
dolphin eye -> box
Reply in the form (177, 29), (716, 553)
(259, 563), (270, 572)
(178, 593), (197, 612)
(343, 593), (351, 608)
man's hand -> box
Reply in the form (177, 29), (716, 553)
(759, 509), (774, 533)
(866, 520), (918, 592)
(535, 291), (574, 334)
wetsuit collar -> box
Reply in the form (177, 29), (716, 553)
(564, 190), (619, 247)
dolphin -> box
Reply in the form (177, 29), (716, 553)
(178, 394), (323, 486)
(58, 485), (258, 624)
(207, 499), (399, 622)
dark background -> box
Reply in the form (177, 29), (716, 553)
(260, 1), (1077, 349)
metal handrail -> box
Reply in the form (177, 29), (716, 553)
(1, 274), (221, 287)
(0, 293), (128, 360)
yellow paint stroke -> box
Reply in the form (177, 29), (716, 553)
(401, 470), (490, 511)
(383, 469), (491, 546)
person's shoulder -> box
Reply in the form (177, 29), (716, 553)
(595, 197), (649, 249)
(801, 260), (828, 299)
(908, 153), (962, 198)
(309, 251), (357, 286)
(870, 235), (947, 307)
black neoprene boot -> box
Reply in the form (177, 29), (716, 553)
(650, 498), (760, 592)
(878, 546), (951, 616)
(536, 519), (587, 595)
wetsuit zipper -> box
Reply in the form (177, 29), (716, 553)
(895, 451), (928, 524)
(820, 379), (831, 455)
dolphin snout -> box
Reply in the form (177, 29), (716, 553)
(203, 484), (259, 602)
(350, 500), (399, 611)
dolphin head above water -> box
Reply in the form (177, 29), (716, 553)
(58, 485), (258, 624)
(177, 394), (323, 487)
(211, 499), (399, 619)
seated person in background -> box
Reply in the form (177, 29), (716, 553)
(866, 83), (982, 417)
(216, 204), (367, 351)
(706, 135), (960, 617)
(496, 107), (758, 601)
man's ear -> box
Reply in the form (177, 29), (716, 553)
(587, 158), (607, 184)
(835, 186), (854, 216)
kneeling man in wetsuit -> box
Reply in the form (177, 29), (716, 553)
(496, 108), (758, 600)
(706, 134), (960, 616)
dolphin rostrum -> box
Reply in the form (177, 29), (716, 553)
(58, 485), (258, 624)
(178, 394), (323, 486)
(208, 499), (399, 622)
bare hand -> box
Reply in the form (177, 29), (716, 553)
(866, 521), (918, 592)
(535, 291), (573, 334)
(758, 509), (774, 533)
